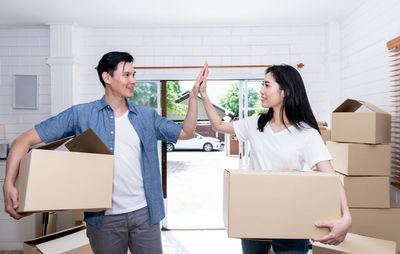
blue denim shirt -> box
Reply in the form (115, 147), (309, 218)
(35, 97), (182, 228)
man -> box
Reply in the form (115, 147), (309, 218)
(3, 51), (208, 254)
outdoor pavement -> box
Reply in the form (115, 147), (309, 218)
(166, 149), (238, 229)
(163, 150), (242, 253)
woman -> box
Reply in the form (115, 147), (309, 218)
(199, 64), (351, 254)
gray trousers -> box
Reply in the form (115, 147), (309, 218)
(86, 207), (163, 254)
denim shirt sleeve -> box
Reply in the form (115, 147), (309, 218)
(152, 109), (182, 143)
(35, 107), (76, 143)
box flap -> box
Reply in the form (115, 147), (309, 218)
(36, 228), (90, 254)
(65, 128), (112, 155)
(224, 169), (334, 177)
(37, 136), (74, 150)
(333, 99), (389, 114)
(25, 225), (86, 246)
(312, 233), (396, 254)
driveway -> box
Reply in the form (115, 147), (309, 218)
(166, 150), (239, 229)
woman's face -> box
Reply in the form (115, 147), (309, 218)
(260, 72), (285, 109)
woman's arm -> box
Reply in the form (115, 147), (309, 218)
(199, 67), (235, 135)
(313, 160), (352, 245)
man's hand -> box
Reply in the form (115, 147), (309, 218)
(3, 182), (32, 219)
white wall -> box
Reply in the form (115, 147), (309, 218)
(339, 0), (400, 112)
(76, 25), (330, 123)
(0, 24), (332, 141)
(0, 27), (49, 250)
(339, 0), (400, 202)
(0, 27), (51, 142)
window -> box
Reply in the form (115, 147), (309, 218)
(387, 36), (400, 189)
(13, 75), (38, 109)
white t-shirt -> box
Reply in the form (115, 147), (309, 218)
(233, 115), (331, 171)
(105, 111), (147, 215)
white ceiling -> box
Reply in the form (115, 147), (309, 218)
(0, 0), (366, 27)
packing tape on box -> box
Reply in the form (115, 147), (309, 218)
(0, 124), (5, 139)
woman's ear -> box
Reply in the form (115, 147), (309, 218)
(281, 89), (287, 98)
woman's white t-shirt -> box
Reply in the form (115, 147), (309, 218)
(233, 115), (331, 171)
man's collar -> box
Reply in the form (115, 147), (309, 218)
(127, 100), (137, 114)
(96, 96), (109, 111)
(97, 96), (137, 114)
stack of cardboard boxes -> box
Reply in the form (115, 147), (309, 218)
(316, 99), (399, 252)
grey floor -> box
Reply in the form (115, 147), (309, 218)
(0, 230), (313, 254)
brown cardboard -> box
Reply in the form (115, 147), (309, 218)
(312, 233), (396, 254)
(312, 246), (348, 254)
(223, 169), (341, 239)
(42, 212), (57, 236)
(350, 206), (400, 252)
(72, 210), (85, 226)
(331, 99), (391, 144)
(327, 141), (390, 176)
(339, 174), (390, 208)
(64, 244), (92, 254)
(73, 211), (84, 222)
(23, 225), (92, 254)
(17, 128), (114, 212)
(320, 129), (331, 144)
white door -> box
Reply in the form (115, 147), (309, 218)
(238, 80), (265, 169)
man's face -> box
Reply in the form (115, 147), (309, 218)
(105, 61), (136, 99)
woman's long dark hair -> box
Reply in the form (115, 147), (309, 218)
(257, 65), (320, 133)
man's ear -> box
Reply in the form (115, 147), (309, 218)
(102, 72), (111, 86)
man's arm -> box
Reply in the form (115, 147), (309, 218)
(3, 128), (42, 219)
(179, 62), (208, 140)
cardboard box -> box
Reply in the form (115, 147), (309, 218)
(41, 212), (58, 236)
(327, 141), (390, 176)
(73, 211), (84, 222)
(17, 128), (114, 212)
(223, 169), (341, 239)
(320, 129), (331, 144)
(340, 175), (390, 208)
(331, 99), (391, 144)
(24, 225), (92, 254)
(312, 233), (397, 254)
(350, 205), (400, 252)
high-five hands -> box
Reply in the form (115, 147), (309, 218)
(192, 62), (209, 96)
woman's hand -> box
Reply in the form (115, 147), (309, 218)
(192, 61), (208, 96)
(198, 63), (209, 97)
(313, 215), (352, 245)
